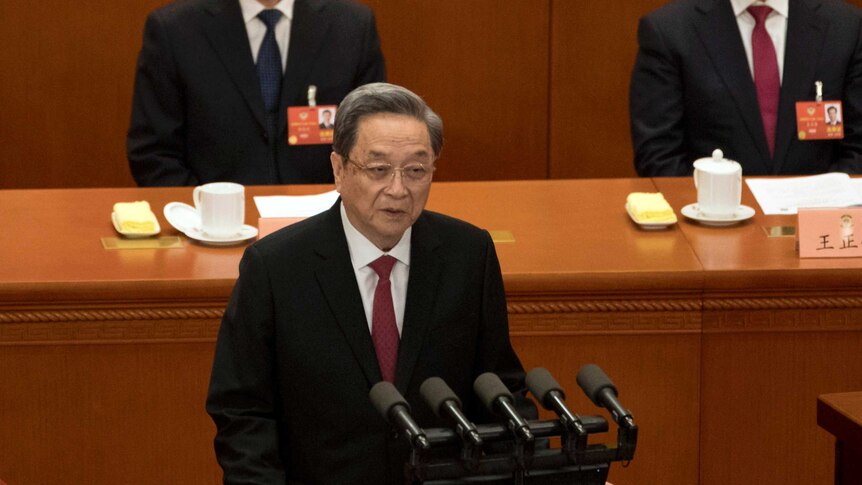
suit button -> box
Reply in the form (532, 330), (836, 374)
(262, 131), (269, 141)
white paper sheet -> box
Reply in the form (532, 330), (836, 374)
(253, 190), (339, 218)
(746, 173), (862, 215)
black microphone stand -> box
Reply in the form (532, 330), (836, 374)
(404, 413), (636, 485)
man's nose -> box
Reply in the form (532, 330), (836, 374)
(383, 169), (409, 195)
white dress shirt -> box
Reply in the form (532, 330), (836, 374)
(340, 203), (411, 336)
(732, 0), (789, 83)
(239, 0), (295, 71)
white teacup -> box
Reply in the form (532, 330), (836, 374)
(693, 149), (742, 218)
(193, 182), (245, 238)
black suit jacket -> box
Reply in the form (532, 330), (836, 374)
(127, 0), (385, 186)
(630, 0), (862, 176)
(206, 202), (527, 484)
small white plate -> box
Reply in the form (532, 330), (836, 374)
(163, 202), (201, 234)
(184, 225), (258, 246)
(625, 203), (677, 230)
(163, 201), (257, 245)
(681, 203), (755, 226)
(111, 212), (160, 238)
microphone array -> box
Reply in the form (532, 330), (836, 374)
(369, 364), (638, 484)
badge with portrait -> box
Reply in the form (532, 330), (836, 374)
(287, 105), (337, 145)
(796, 101), (844, 141)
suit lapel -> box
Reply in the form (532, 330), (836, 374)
(394, 214), (442, 393)
(772, 0), (827, 173)
(201, 0), (268, 132)
(279, 0), (334, 121)
(314, 206), (444, 390)
(694, 0), (772, 171)
(315, 202), (383, 385)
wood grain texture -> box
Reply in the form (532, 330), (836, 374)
(653, 177), (862, 291)
(654, 176), (862, 485)
(0, 0), (164, 189)
(0, 342), (220, 484)
(3, 1), (862, 188)
(2, 180), (862, 484)
(514, 332), (701, 485)
(548, 0), (669, 179)
(700, 326), (862, 485)
(363, 0), (550, 181)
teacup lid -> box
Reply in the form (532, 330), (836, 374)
(693, 149), (741, 174)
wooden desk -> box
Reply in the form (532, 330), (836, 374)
(655, 178), (862, 485)
(435, 180), (704, 485)
(1, 179), (860, 484)
(818, 392), (862, 485)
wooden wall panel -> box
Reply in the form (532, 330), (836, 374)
(0, 1), (164, 189)
(3, 1), (862, 188)
(0, 338), (221, 484)
(512, 315), (702, 485)
(700, 309), (862, 485)
(549, 0), (667, 179)
(364, 0), (550, 181)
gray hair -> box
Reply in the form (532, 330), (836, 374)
(333, 83), (443, 161)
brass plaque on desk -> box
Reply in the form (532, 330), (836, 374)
(489, 230), (515, 243)
(763, 226), (796, 238)
(101, 236), (184, 250)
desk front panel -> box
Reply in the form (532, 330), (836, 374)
(436, 179), (704, 484)
(654, 177), (862, 485)
(6, 179), (861, 484)
(0, 180), (703, 484)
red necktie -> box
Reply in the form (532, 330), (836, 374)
(369, 255), (399, 383)
(749, 6), (780, 158)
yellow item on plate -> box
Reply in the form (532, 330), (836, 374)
(113, 201), (157, 233)
(626, 192), (676, 223)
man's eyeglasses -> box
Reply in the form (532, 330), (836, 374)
(345, 158), (436, 185)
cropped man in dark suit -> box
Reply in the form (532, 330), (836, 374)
(206, 83), (528, 483)
(127, 0), (386, 186)
(630, 0), (862, 176)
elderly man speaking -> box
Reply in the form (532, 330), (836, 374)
(206, 83), (528, 484)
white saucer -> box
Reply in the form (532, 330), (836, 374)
(625, 203), (677, 230)
(163, 202), (201, 234)
(681, 203), (755, 226)
(163, 201), (258, 245)
(183, 225), (258, 246)
(111, 212), (160, 238)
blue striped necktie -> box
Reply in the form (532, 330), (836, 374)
(256, 9), (283, 114)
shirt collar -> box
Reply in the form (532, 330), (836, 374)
(340, 202), (412, 271)
(731, 0), (789, 18)
(239, 0), (295, 23)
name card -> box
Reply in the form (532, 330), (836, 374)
(798, 207), (862, 258)
(258, 217), (304, 239)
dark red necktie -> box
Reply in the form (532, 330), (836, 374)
(749, 6), (780, 158)
(369, 255), (399, 383)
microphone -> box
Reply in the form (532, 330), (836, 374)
(576, 364), (635, 429)
(369, 381), (430, 450)
(473, 372), (534, 442)
(525, 367), (587, 437)
(420, 377), (482, 447)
